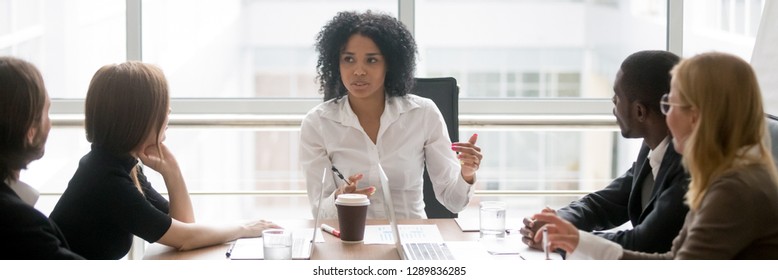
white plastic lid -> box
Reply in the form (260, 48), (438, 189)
(335, 193), (370, 206)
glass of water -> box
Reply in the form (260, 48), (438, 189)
(263, 229), (292, 260)
(479, 201), (507, 239)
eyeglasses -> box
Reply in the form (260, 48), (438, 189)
(660, 93), (688, 115)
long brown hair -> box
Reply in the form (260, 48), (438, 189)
(0, 57), (48, 181)
(672, 52), (777, 210)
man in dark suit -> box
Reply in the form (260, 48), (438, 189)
(520, 50), (689, 253)
(0, 56), (83, 259)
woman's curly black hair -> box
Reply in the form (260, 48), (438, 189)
(315, 10), (417, 102)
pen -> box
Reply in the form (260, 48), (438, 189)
(331, 166), (350, 184)
(542, 227), (550, 260)
(321, 223), (341, 238)
(225, 241), (236, 258)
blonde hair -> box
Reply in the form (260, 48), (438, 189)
(672, 52), (778, 210)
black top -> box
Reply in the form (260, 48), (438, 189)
(50, 146), (172, 259)
(0, 181), (83, 259)
(557, 140), (690, 253)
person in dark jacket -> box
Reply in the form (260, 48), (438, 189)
(520, 50), (689, 253)
(0, 56), (83, 259)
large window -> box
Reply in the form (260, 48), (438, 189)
(684, 0), (764, 60)
(142, 0), (396, 98)
(415, 0), (665, 213)
(416, 0), (667, 100)
(0, 0), (125, 98)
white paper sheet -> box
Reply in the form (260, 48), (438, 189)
(362, 224), (445, 244)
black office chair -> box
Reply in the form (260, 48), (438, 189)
(412, 77), (460, 218)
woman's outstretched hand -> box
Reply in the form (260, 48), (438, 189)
(453, 133), (482, 183)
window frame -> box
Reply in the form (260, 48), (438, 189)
(45, 0), (686, 198)
(54, 0), (683, 126)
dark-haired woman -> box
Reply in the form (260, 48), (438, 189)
(300, 11), (483, 219)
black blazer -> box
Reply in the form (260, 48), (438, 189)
(557, 140), (689, 253)
(0, 181), (83, 259)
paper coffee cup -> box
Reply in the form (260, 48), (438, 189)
(335, 194), (370, 243)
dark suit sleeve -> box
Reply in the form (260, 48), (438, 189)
(594, 171), (688, 252)
(0, 201), (84, 260)
(556, 166), (634, 232)
(558, 141), (689, 253)
(25, 220), (86, 260)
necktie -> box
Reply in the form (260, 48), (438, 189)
(640, 157), (655, 210)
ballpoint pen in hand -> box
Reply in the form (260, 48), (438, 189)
(332, 166), (375, 196)
(331, 166), (350, 184)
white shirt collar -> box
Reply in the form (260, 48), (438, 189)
(649, 137), (671, 179)
(319, 94), (421, 127)
(4, 179), (39, 206)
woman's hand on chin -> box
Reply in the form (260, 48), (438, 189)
(138, 142), (180, 176)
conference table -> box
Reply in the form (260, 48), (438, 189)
(143, 218), (551, 260)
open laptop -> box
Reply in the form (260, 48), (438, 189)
(377, 164), (454, 260)
(227, 168), (326, 260)
(378, 164), (559, 260)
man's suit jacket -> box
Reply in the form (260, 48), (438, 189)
(0, 181), (83, 259)
(557, 140), (689, 253)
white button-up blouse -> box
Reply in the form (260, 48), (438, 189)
(299, 94), (474, 219)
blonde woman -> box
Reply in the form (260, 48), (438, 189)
(50, 62), (278, 259)
(533, 52), (778, 259)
